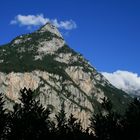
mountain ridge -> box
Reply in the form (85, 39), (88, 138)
(0, 23), (131, 128)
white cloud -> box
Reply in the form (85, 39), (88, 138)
(102, 70), (140, 96)
(10, 14), (77, 30)
(52, 19), (77, 30)
(10, 14), (48, 26)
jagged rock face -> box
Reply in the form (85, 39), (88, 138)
(0, 23), (131, 128)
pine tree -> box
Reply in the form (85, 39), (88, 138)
(55, 101), (68, 140)
(90, 97), (122, 140)
(8, 88), (52, 140)
(0, 93), (8, 139)
(124, 98), (140, 140)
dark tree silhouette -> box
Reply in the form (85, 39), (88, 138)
(123, 98), (140, 140)
(90, 97), (123, 140)
(0, 93), (8, 139)
(67, 114), (84, 140)
(55, 101), (95, 140)
(55, 101), (68, 140)
(7, 88), (52, 140)
(2, 87), (140, 140)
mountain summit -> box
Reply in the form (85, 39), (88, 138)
(39, 22), (63, 38)
(0, 23), (131, 128)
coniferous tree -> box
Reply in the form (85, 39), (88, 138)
(90, 97), (123, 140)
(67, 114), (83, 140)
(123, 98), (140, 140)
(55, 101), (68, 140)
(0, 93), (8, 139)
(8, 88), (52, 140)
(3, 87), (140, 140)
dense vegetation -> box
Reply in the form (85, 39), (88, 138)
(0, 88), (139, 140)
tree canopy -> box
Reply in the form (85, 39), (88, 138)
(0, 88), (140, 140)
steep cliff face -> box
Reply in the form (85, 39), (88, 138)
(0, 23), (131, 128)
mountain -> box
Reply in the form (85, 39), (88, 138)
(0, 23), (131, 128)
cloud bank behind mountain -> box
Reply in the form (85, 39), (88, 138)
(102, 70), (140, 96)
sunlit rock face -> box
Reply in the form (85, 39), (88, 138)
(0, 23), (131, 129)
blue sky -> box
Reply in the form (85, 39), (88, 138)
(1, 0), (140, 76)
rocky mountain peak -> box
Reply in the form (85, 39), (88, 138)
(0, 25), (131, 129)
(39, 22), (63, 38)
(8, 22), (66, 60)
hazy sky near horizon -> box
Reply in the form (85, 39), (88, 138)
(0, 0), (140, 77)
